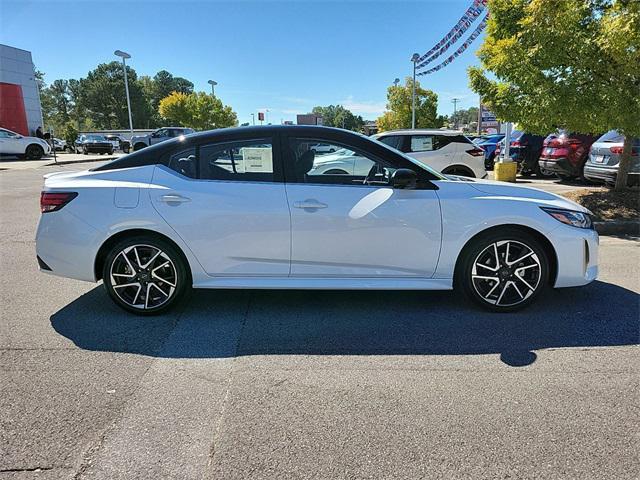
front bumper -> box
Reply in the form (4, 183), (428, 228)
(548, 224), (599, 288)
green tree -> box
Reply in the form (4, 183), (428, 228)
(159, 91), (237, 130)
(141, 70), (195, 127)
(311, 105), (364, 131)
(469, 0), (640, 189)
(450, 107), (479, 130)
(80, 61), (153, 129)
(62, 122), (78, 150)
(376, 77), (441, 132)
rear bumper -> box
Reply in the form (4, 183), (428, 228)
(83, 145), (113, 153)
(583, 164), (617, 183)
(538, 157), (581, 176)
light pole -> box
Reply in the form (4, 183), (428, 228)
(251, 113), (255, 125)
(207, 79), (218, 96)
(451, 98), (460, 129)
(411, 53), (420, 129)
(393, 78), (400, 87)
(114, 50), (133, 134)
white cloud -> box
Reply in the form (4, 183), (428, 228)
(340, 96), (387, 116)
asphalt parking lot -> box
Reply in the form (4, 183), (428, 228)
(1, 162), (638, 479)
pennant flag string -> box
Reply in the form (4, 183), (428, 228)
(415, 0), (487, 66)
(417, 13), (489, 76)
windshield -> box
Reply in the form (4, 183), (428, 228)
(87, 135), (106, 141)
(368, 136), (447, 180)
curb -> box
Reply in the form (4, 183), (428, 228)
(45, 156), (116, 167)
(594, 221), (640, 236)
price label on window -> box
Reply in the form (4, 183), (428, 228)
(241, 147), (273, 173)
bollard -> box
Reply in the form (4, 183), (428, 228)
(494, 161), (517, 182)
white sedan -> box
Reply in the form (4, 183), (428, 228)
(36, 126), (598, 315)
(0, 127), (51, 159)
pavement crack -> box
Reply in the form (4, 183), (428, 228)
(0, 466), (54, 473)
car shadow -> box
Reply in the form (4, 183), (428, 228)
(51, 280), (639, 367)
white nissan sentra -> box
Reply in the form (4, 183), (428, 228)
(36, 126), (598, 315)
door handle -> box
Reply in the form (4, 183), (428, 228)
(160, 194), (191, 204)
(293, 199), (328, 209)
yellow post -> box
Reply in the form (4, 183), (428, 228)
(494, 161), (517, 182)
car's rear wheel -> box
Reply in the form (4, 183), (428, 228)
(25, 144), (44, 160)
(133, 143), (146, 151)
(456, 229), (549, 312)
(102, 236), (190, 315)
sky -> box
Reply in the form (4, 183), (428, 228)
(1, 0), (486, 125)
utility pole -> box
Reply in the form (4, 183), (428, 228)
(451, 98), (460, 129)
(251, 113), (255, 126)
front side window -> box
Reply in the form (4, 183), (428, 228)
(199, 139), (274, 182)
(288, 138), (394, 186)
(0, 129), (11, 138)
(377, 135), (404, 151)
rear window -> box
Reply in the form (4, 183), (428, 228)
(597, 130), (624, 143)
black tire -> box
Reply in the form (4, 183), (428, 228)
(133, 143), (146, 151)
(102, 235), (190, 315)
(83, 146), (88, 155)
(443, 166), (475, 178)
(25, 144), (44, 160)
(123, 146), (130, 154)
(455, 228), (549, 312)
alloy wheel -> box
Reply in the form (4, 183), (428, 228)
(471, 240), (542, 307)
(109, 244), (177, 310)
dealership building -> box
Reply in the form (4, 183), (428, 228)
(0, 44), (43, 136)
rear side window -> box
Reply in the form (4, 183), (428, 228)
(410, 135), (435, 152)
(199, 138), (274, 182)
(167, 148), (197, 178)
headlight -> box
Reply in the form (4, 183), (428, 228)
(541, 207), (593, 229)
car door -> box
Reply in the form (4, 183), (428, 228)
(406, 134), (455, 172)
(284, 136), (441, 277)
(150, 135), (291, 276)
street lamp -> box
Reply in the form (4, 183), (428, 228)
(207, 79), (218, 96)
(250, 113), (255, 126)
(114, 50), (133, 134)
(411, 53), (420, 129)
(393, 78), (400, 87)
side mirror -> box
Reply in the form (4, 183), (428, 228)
(391, 168), (417, 189)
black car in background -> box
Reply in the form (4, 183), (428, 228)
(104, 134), (131, 154)
(495, 130), (549, 177)
(74, 135), (114, 155)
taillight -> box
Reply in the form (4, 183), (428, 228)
(610, 146), (623, 154)
(511, 140), (521, 147)
(466, 147), (485, 157)
(40, 192), (78, 213)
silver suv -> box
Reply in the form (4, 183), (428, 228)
(130, 127), (195, 151)
(583, 130), (639, 185)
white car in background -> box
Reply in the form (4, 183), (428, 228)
(0, 127), (51, 159)
(373, 129), (487, 178)
(35, 126), (598, 315)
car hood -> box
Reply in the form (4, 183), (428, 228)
(443, 176), (590, 213)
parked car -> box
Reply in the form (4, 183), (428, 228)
(494, 130), (548, 177)
(583, 130), (640, 186)
(104, 134), (131, 154)
(476, 133), (505, 170)
(0, 127), (51, 159)
(36, 125), (598, 315)
(52, 138), (66, 152)
(538, 130), (601, 180)
(130, 127), (195, 151)
(310, 143), (337, 154)
(372, 129), (487, 178)
(74, 135), (114, 155)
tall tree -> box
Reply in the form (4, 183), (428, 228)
(376, 77), (441, 132)
(80, 61), (153, 129)
(469, 0), (640, 189)
(159, 91), (237, 130)
(311, 105), (364, 131)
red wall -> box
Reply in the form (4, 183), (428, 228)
(0, 83), (29, 136)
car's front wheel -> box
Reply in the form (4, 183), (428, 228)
(102, 236), (190, 315)
(456, 229), (549, 312)
(25, 144), (44, 160)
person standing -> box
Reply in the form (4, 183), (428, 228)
(35, 126), (44, 138)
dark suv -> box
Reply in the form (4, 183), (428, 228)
(538, 130), (601, 180)
(494, 130), (547, 176)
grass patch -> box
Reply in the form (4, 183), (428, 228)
(563, 188), (640, 222)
